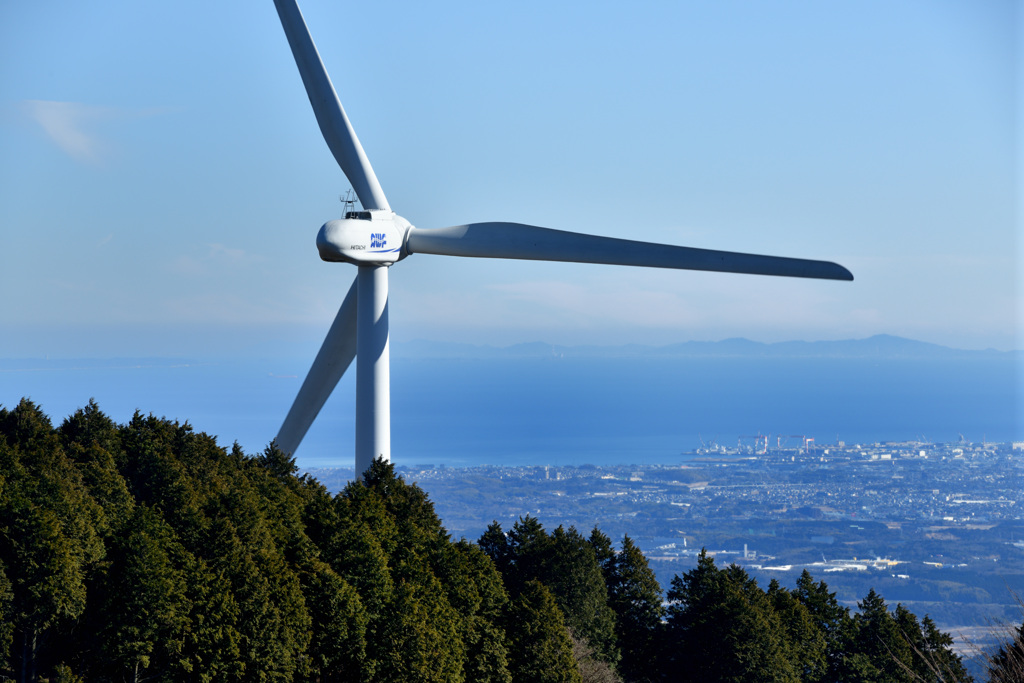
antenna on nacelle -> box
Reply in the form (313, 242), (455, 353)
(271, 0), (854, 474)
(339, 189), (357, 217)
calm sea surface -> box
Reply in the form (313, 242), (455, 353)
(2, 355), (1019, 468)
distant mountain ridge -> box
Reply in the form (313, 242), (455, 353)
(1, 335), (1017, 367)
(397, 335), (1019, 360)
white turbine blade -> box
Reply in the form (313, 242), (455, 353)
(273, 0), (390, 211)
(406, 223), (853, 280)
(275, 277), (359, 456)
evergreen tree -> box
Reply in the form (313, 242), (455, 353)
(65, 441), (134, 535)
(58, 399), (121, 456)
(325, 520), (394, 618)
(0, 400), (103, 682)
(547, 526), (619, 666)
(372, 576), (466, 683)
(767, 579), (827, 683)
(338, 458), (496, 682)
(256, 441), (299, 479)
(481, 519), (618, 665)
(505, 580), (581, 683)
(841, 588), (914, 683)
(177, 553), (245, 681)
(2, 503), (88, 683)
(300, 559), (369, 683)
(218, 526), (311, 681)
(92, 505), (191, 683)
(607, 535), (663, 683)
(118, 412), (205, 548)
(917, 615), (969, 682)
(0, 400), (978, 683)
(501, 515), (554, 597)
(441, 541), (512, 683)
(664, 550), (798, 683)
(588, 527), (616, 581)
(880, 605), (970, 683)
(794, 568), (854, 680)
(0, 559), (13, 674)
(478, 521), (512, 579)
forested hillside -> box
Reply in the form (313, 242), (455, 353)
(0, 399), (1017, 682)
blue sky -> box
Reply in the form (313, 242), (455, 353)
(2, 0), (1020, 358)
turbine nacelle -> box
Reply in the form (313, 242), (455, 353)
(317, 210), (411, 265)
(272, 0), (853, 473)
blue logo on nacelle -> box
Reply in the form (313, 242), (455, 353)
(370, 233), (387, 249)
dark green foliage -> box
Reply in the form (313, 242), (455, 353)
(794, 568), (855, 680)
(373, 576), (465, 683)
(767, 579), (828, 683)
(501, 515), (554, 595)
(0, 400), (976, 683)
(478, 521), (512, 576)
(94, 506), (190, 680)
(442, 541), (512, 683)
(505, 580), (581, 683)
(657, 555), (973, 683)
(0, 399), (103, 682)
(664, 550), (799, 683)
(893, 607), (971, 683)
(300, 559), (368, 683)
(479, 517), (619, 666)
(588, 526), (615, 579)
(547, 526), (619, 665)
(333, 458), (497, 682)
(606, 535), (663, 683)
(258, 441), (300, 479)
(0, 402), (515, 682)
(59, 398), (121, 457)
(842, 589), (916, 682)
(0, 560), (13, 672)
(918, 615), (970, 682)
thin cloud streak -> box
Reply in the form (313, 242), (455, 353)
(168, 244), (268, 276)
(23, 100), (111, 163)
(21, 100), (172, 164)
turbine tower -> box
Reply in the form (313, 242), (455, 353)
(271, 0), (853, 475)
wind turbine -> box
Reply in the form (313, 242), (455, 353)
(271, 0), (853, 475)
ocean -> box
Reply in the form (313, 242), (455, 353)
(2, 345), (1019, 469)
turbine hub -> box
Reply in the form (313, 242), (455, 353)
(317, 210), (412, 265)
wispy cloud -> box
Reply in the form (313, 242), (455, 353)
(206, 243), (265, 266)
(22, 100), (113, 163)
(21, 100), (170, 164)
(169, 244), (268, 276)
